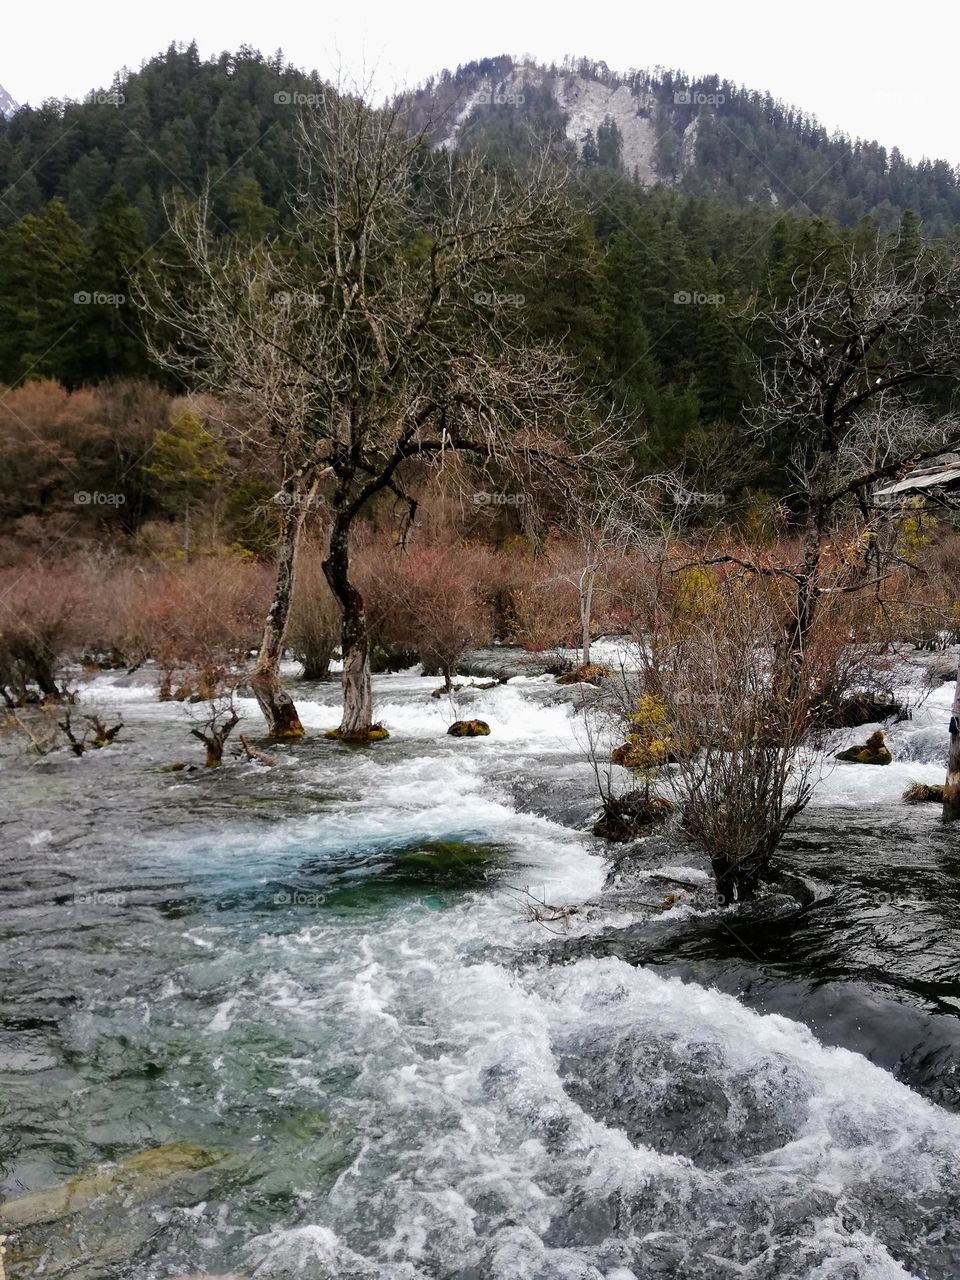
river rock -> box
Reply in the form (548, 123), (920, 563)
(556, 663), (612, 686)
(835, 728), (892, 765)
(0, 1142), (233, 1231)
(447, 719), (490, 737)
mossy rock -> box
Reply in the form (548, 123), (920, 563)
(903, 782), (945, 804)
(556, 663), (612, 686)
(447, 719), (491, 737)
(835, 728), (892, 765)
(323, 724), (389, 743)
(593, 792), (674, 842)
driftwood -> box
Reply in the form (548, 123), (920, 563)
(239, 735), (281, 766)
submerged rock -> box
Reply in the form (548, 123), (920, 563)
(556, 663), (611, 686)
(430, 683), (463, 698)
(0, 1142), (251, 1279)
(0, 1142), (233, 1231)
(447, 719), (491, 737)
(836, 728), (892, 765)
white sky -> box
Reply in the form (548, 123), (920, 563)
(5, 0), (959, 166)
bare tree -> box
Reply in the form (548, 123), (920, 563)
(631, 568), (827, 900)
(139, 87), (610, 739)
(188, 695), (240, 768)
(750, 238), (960, 689)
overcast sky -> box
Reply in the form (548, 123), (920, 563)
(5, 0), (958, 165)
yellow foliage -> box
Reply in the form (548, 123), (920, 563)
(673, 568), (716, 623)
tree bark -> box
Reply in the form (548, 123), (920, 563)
(580, 565), (595, 668)
(323, 515), (373, 736)
(944, 668), (960, 821)
(251, 481), (307, 738)
(781, 510), (823, 699)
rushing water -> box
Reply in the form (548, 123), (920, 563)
(1, 655), (960, 1278)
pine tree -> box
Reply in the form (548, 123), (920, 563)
(0, 199), (88, 385)
(145, 407), (226, 558)
(82, 185), (150, 379)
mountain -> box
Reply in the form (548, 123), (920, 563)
(0, 43), (951, 466)
(409, 56), (960, 235)
(0, 83), (19, 118)
(1, 46), (959, 236)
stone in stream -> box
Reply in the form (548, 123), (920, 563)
(556, 662), (611, 686)
(447, 719), (490, 737)
(835, 728), (892, 765)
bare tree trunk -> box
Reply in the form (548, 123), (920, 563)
(323, 516), (376, 738)
(944, 668), (960, 821)
(251, 484), (307, 739)
(580, 565), (595, 667)
(782, 512), (823, 698)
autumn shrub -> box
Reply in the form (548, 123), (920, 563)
(362, 540), (495, 686)
(133, 557), (272, 699)
(0, 560), (96, 701)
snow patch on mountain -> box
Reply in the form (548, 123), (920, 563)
(0, 83), (19, 118)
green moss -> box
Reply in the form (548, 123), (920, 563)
(323, 724), (389, 743)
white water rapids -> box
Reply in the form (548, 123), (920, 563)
(3, 652), (960, 1278)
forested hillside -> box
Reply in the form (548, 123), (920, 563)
(415, 56), (960, 234)
(0, 44), (949, 477)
